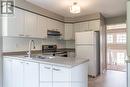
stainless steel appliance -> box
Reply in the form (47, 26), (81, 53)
(42, 45), (67, 57)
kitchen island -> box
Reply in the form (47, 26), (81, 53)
(3, 55), (89, 87)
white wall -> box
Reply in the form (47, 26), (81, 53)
(3, 37), (68, 52)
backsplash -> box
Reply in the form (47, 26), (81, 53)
(3, 37), (75, 52)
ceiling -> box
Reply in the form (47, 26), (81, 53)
(26, 0), (127, 18)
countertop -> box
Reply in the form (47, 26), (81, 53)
(4, 55), (89, 68)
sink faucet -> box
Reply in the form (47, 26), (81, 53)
(27, 40), (36, 58)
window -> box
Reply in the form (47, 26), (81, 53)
(107, 34), (113, 43)
(117, 52), (126, 64)
(116, 34), (126, 44)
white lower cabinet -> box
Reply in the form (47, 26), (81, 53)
(127, 63), (130, 87)
(3, 58), (39, 87)
(53, 66), (71, 82)
(24, 61), (39, 87)
(4, 58), (88, 87)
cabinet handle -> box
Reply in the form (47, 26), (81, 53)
(44, 67), (51, 69)
(19, 34), (24, 36)
(53, 68), (61, 71)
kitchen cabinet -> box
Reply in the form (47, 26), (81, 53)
(80, 21), (89, 31)
(2, 8), (25, 37)
(4, 57), (88, 87)
(127, 63), (130, 87)
(74, 23), (81, 32)
(3, 58), (13, 87)
(12, 59), (24, 87)
(24, 61), (39, 87)
(46, 18), (64, 38)
(88, 20), (100, 31)
(3, 58), (39, 87)
(40, 64), (52, 87)
(37, 16), (47, 38)
(64, 24), (74, 40)
(74, 22), (89, 33)
(127, 1), (130, 57)
(3, 8), (47, 38)
(24, 11), (37, 37)
(40, 64), (52, 82)
(53, 66), (71, 82)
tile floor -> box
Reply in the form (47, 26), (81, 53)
(88, 70), (127, 87)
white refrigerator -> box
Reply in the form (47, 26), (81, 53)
(75, 31), (100, 77)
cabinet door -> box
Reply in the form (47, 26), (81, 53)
(24, 61), (39, 87)
(89, 20), (100, 31)
(53, 66), (71, 82)
(40, 64), (52, 82)
(53, 83), (70, 87)
(3, 58), (13, 87)
(80, 22), (89, 31)
(64, 24), (74, 40)
(37, 16), (47, 38)
(3, 8), (25, 36)
(74, 23), (81, 32)
(12, 59), (24, 87)
(128, 63), (130, 87)
(25, 11), (37, 37)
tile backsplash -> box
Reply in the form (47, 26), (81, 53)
(3, 37), (75, 52)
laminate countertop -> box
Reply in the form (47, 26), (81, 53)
(4, 55), (89, 68)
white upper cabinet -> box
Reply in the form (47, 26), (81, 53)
(46, 18), (64, 37)
(24, 11), (37, 37)
(80, 21), (89, 31)
(88, 20), (100, 31)
(2, 8), (25, 37)
(3, 8), (48, 38)
(74, 22), (89, 33)
(37, 16), (47, 38)
(64, 24), (74, 40)
(74, 23), (81, 32)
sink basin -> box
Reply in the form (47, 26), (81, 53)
(23, 55), (54, 60)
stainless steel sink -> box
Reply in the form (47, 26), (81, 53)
(23, 55), (54, 60)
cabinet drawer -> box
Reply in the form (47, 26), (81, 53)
(53, 66), (71, 82)
(40, 64), (52, 81)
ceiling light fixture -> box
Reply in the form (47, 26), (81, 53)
(70, 2), (80, 14)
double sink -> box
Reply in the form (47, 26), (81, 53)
(23, 55), (55, 60)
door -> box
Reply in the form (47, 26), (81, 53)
(12, 59), (24, 87)
(40, 64), (52, 87)
(24, 61), (39, 87)
(75, 31), (96, 44)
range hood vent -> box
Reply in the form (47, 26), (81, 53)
(47, 30), (61, 36)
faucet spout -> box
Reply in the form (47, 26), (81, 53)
(27, 40), (36, 58)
